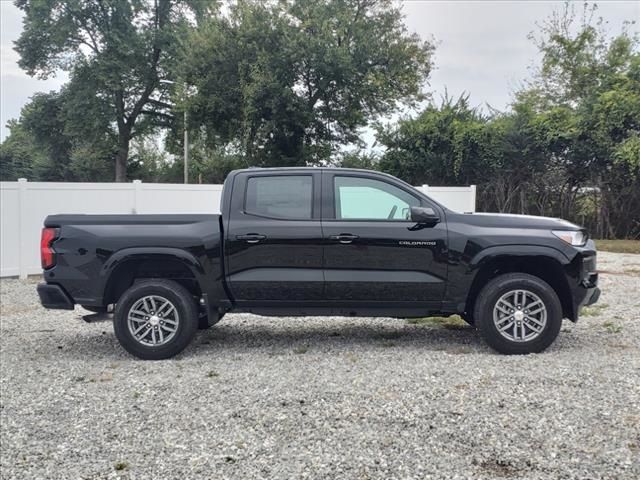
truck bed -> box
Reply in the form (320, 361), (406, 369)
(41, 214), (225, 308)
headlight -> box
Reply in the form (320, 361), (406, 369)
(552, 230), (588, 246)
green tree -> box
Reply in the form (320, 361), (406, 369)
(14, 0), (200, 181)
(519, 2), (640, 238)
(0, 88), (117, 181)
(181, 0), (433, 167)
(0, 119), (39, 180)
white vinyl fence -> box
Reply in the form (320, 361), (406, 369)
(0, 179), (475, 278)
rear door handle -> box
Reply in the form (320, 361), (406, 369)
(329, 234), (359, 244)
(236, 233), (266, 244)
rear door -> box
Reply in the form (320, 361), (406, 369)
(225, 170), (324, 305)
(321, 171), (448, 307)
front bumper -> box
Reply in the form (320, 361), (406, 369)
(571, 250), (600, 318)
(584, 287), (601, 306)
(37, 283), (74, 310)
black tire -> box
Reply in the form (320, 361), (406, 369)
(474, 273), (562, 355)
(113, 279), (198, 360)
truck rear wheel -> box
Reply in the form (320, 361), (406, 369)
(113, 279), (198, 360)
(474, 273), (562, 354)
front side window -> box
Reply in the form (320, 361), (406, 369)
(245, 175), (312, 219)
(334, 176), (420, 220)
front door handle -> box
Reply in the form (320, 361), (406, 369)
(236, 233), (266, 244)
(329, 233), (359, 244)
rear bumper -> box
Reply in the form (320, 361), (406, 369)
(37, 283), (74, 310)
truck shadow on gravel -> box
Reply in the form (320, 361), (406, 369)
(50, 319), (490, 360)
(197, 321), (484, 353)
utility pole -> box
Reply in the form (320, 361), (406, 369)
(160, 79), (189, 184)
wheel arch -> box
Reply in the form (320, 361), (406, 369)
(465, 246), (575, 321)
(100, 248), (208, 306)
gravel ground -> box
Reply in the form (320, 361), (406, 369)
(1, 251), (639, 480)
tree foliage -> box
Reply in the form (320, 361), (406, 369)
(0, 89), (115, 181)
(180, 0), (433, 166)
(14, 0), (200, 180)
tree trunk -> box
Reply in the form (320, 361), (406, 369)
(115, 129), (131, 182)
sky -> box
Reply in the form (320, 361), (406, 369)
(1, 0), (639, 142)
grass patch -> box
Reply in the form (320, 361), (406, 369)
(407, 315), (469, 330)
(581, 303), (609, 317)
(623, 268), (640, 275)
(293, 346), (309, 354)
(114, 462), (129, 471)
(595, 239), (640, 254)
(207, 370), (219, 378)
(603, 321), (623, 334)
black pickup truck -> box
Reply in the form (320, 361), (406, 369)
(38, 167), (600, 359)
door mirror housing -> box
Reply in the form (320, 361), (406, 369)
(410, 206), (440, 225)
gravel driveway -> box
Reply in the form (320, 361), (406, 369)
(1, 251), (639, 479)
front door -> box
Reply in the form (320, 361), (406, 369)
(225, 171), (324, 305)
(321, 171), (448, 306)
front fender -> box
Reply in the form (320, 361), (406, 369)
(469, 244), (571, 271)
(444, 244), (574, 318)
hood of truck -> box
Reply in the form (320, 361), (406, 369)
(455, 212), (582, 230)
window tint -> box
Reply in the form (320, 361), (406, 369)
(334, 176), (419, 220)
(245, 175), (313, 219)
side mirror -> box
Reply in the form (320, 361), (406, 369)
(410, 206), (440, 225)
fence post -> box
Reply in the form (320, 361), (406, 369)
(17, 178), (28, 279)
(469, 185), (477, 213)
(132, 180), (142, 214)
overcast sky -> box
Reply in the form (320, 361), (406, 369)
(1, 1), (638, 141)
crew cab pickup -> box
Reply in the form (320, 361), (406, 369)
(37, 168), (600, 359)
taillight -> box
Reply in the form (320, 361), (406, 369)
(40, 227), (58, 269)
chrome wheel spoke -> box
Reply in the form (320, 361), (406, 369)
(133, 322), (149, 336)
(156, 300), (170, 316)
(526, 299), (543, 310)
(498, 299), (515, 311)
(161, 324), (176, 333)
(526, 315), (545, 327)
(527, 321), (544, 333)
(127, 295), (179, 347)
(498, 320), (515, 332)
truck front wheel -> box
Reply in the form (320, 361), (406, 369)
(113, 279), (198, 360)
(474, 273), (562, 354)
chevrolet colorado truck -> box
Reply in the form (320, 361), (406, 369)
(37, 167), (600, 359)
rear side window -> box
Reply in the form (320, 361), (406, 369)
(245, 175), (313, 219)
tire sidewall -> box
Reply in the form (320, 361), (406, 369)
(114, 280), (198, 360)
(475, 274), (563, 355)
